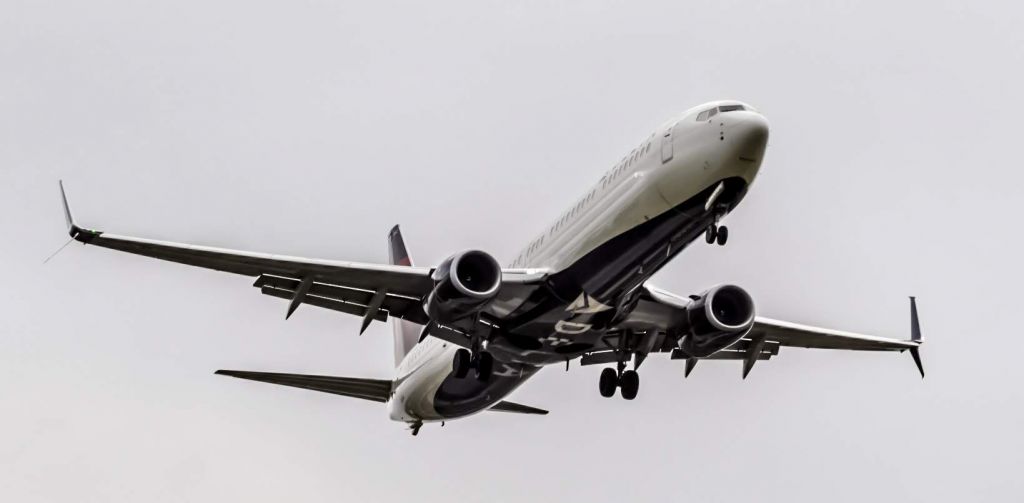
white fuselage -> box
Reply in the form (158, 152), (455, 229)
(389, 100), (769, 423)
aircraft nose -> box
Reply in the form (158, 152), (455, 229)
(727, 112), (769, 162)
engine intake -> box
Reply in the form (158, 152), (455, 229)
(425, 250), (502, 323)
(678, 284), (756, 357)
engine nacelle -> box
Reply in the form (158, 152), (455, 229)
(425, 250), (502, 323)
(677, 284), (756, 357)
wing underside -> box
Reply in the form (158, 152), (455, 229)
(601, 285), (925, 378)
(58, 182), (545, 340)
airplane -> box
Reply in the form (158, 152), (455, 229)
(58, 100), (924, 435)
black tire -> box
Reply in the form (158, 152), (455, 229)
(475, 351), (494, 382)
(705, 226), (717, 244)
(453, 349), (471, 379)
(716, 225), (729, 246)
(599, 368), (618, 398)
(620, 370), (640, 400)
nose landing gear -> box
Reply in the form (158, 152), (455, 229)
(475, 351), (494, 381)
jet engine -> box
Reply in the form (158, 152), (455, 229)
(677, 284), (756, 357)
(425, 250), (502, 323)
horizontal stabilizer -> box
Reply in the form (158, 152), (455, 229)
(490, 400), (549, 415)
(215, 370), (392, 403)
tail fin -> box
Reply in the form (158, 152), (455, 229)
(388, 225), (422, 367)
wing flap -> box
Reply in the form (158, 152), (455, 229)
(260, 285), (386, 320)
(255, 274), (428, 324)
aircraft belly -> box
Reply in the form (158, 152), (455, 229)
(391, 346), (541, 421)
(389, 348), (452, 422)
(488, 177), (749, 366)
(431, 364), (541, 419)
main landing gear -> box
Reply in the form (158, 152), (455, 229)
(705, 224), (728, 246)
(453, 348), (494, 382)
(599, 365), (640, 400)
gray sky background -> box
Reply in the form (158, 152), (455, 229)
(2, 1), (1022, 501)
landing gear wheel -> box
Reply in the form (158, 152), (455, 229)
(599, 368), (618, 398)
(620, 370), (640, 400)
(475, 351), (494, 382)
(716, 226), (728, 246)
(705, 226), (718, 244)
(452, 348), (471, 379)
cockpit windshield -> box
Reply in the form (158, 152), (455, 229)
(697, 104), (746, 121)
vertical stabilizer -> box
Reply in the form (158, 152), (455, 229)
(388, 225), (422, 367)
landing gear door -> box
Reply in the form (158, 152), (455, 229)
(660, 124), (674, 164)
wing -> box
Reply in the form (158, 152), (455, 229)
(749, 315), (921, 352)
(613, 283), (925, 378)
(59, 182), (545, 335)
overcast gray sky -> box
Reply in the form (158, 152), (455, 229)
(3, 1), (1022, 501)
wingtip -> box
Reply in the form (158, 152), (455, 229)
(215, 369), (248, 378)
(59, 180), (74, 235)
(907, 297), (924, 377)
(909, 296), (922, 343)
(910, 347), (925, 378)
(58, 181), (101, 242)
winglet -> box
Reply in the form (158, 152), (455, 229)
(909, 296), (924, 378)
(58, 181), (101, 242)
(909, 347), (924, 378)
(910, 296), (922, 342)
(59, 180), (74, 232)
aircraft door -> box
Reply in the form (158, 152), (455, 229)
(660, 124), (674, 163)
